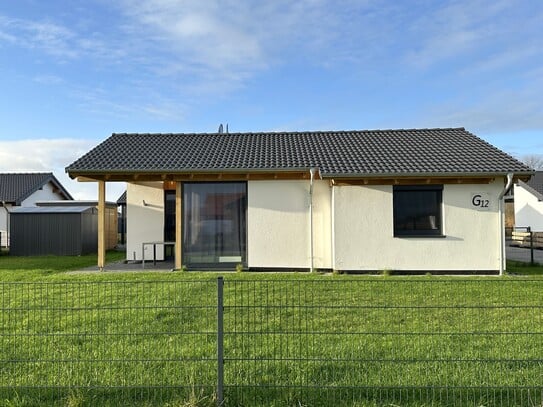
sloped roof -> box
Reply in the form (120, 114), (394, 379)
(66, 128), (533, 178)
(116, 191), (126, 205)
(10, 206), (94, 214)
(526, 171), (543, 195)
(0, 173), (73, 205)
(518, 171), (543, 201)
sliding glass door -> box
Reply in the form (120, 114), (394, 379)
(183, 182), (247, 267)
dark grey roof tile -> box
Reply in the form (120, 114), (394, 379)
(66, 128), (533, 177)
(526, 171), (543, 195)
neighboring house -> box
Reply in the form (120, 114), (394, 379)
(514, 171), (543, 231)
(0, 173), (73, 247)
(66, 128), (533, 274)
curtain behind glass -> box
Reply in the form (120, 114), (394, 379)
(183, 183), (246, 265)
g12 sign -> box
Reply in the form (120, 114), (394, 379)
(471, 193), (490, 210)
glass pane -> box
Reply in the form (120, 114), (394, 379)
(164, 191), (176, 242)
(183, 183), (247, 265)
(394, 189), (441, 236)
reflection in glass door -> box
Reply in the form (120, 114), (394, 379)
(183, 182), (247, 267)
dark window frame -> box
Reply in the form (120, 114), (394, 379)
(393, 185), (444, 237)
(182, 181), (248, 269)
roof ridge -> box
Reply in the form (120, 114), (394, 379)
(111, 127), (466, 137)
(0, 172), (53, 175)
(66, 128), (534, 178)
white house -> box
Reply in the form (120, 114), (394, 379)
(0, 173), (73, 247)
(66, 128), (533, 274)
(514, 171), (543, 231)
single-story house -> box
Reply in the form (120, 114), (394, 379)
(0, 173), (73, 247)
(514, 171), (543, 231)
(66, 128), (533, 274)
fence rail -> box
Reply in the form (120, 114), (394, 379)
(511, 227), (543, 249)
(1, 278), (543, 406)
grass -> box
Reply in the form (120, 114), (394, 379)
(0, 254), (543, 405)
(0, 251), (125, 280)
(506, 260), (543, 275)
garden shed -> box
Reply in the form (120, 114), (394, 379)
(9, 206), (98, 256)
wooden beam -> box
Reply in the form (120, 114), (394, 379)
(76, 176), (103, 182)
(70, 171), (315, 182)
(333, 177), (495, 186)
(175, 182), (182, 270)
(70, 171), (516, 184)
(97, 180), (106, 271)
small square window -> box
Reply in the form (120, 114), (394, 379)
(393, 185), (443, 237)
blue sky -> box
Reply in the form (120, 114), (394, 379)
(1, 0), (542, 199)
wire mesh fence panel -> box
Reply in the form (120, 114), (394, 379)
(222, 279), (543, 407)
(0, 280), (217, 406)
(2, 278), (543, 406)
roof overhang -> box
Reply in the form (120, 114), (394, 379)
(67, 168), (322, 182)
(67, 168), (534, 184)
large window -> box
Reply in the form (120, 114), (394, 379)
(393, 185), (443, 237)
(183, 183), (247, 267)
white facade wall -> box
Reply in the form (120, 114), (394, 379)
(311, 180), (332, 269)
(333, 180), (503, 271)
(0, 205), (12, 247)
(514, 184), (543, 231)
(20, 182), (66, 206)
(126, 182), (165, 261)
(247, 180), (332, 269)
(122, 179), (503, 271)
(247, 180), (309, 268)
(1, 181), (67, 247)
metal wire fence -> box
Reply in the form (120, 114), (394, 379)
(1, 278), (543, 406)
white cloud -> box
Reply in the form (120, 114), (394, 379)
(403, 0), (542, 70)
(0, 14), (126, 63)
(115, 0), (385, 92)
(0, 138), (91, 172)
(0, 15), (78, 59)
(0, 138), (124, 201)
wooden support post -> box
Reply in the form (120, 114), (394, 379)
(175, 182), (183, 270)
(98, 180), (106, 271)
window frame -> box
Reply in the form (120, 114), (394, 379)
(182, 181), (248, 269)
(392, 185), (444, 237)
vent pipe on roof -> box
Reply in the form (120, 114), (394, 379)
(217, 124), (229, 134)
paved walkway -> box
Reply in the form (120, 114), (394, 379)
(70, 260), (177, 274)
(506, 245), (543, 264)
(72, 246), (541, 274)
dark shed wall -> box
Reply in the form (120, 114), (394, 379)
(10, 213), (90, 256)
(81, 210), (98, 254)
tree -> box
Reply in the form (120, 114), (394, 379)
(521, 154), (543, 170)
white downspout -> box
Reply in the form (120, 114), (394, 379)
(309, 168), (318, 272)
(498, 173), (514, 276)
(331, 181), (336, 272)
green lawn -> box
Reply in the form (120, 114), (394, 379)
(0, 254), (542, 406)
(506, 260), (543, 275)
(0, 250), (126, 280)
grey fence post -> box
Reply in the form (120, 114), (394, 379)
(217, 277), (224, 406)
